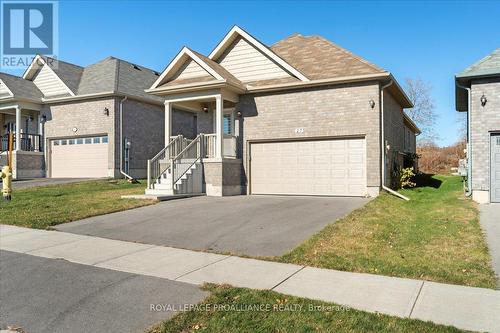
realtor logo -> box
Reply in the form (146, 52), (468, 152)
(1, 1), (58, 69)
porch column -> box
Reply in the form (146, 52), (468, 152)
(164, 101), (172, 147)
(15, 106), (21, 151)
(215, 94), (224, 159)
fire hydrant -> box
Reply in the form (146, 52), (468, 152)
(0, 165), (12, 201)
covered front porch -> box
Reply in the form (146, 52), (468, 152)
(0, 103), (45, 179)
(146, 89), (244, 196)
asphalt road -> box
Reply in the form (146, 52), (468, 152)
(0, 250), (207, 333)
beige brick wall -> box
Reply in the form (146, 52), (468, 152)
(237, 82), (382, 188)
(470, 78), (500, 191)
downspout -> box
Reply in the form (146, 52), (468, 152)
(380, 80), (410, 201)
(456, 82), (472, 196)
(119, 96), (135, 181)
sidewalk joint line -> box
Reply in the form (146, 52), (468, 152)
(91, 244), (157, 266)
(22, 236), (90, 254)
(408, 281), (425, 318)
(174, 255), (233, 281)
(270, 266), (306, 291)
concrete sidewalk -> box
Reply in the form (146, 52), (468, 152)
(1, 224), (499, 332)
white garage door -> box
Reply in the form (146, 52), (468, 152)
(250, 138), (366, 196)
(50, 135), (109, 178)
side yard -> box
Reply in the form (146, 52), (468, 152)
(0, 179), (155, 229)
(280, 175), (497, 289)
(151, 285), (465, 333)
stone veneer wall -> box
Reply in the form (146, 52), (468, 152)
(202, 159), (243, 196)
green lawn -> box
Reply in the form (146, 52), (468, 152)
(151, 285), (467, 333)
(0, 179), (155, 229)
(280, 175), (496, 289)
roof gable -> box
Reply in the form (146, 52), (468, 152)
(23, 55), (77, 97)
(217, 35), (298, 83)
(151, 47), (245, 89)
(171, 58), (215, 82)
(33, 64), (74, 97)
(0, 79), (14, 98)
(209, 26), (309, 82)
(271, 34), (386, 80)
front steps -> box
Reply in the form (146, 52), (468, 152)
(145, 161), (203, 196)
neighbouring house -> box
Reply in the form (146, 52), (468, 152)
(145, 26), (420, 197)
(0, 55), (196, 179)
(456, 48), (500, 203)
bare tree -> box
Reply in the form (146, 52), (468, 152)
(456, 111), (467, 142)
(404, 78), (438, 146)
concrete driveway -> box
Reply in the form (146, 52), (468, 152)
(0, 250), (206, 333)
(57, 195), (369, 257)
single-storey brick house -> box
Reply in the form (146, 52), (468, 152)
(0, 55), (195, 179)
(145, 26), (419, 197)
(456, 48), (500, 203)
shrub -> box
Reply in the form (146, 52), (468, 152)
(400, 167), (416, 188)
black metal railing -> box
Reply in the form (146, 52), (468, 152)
(1, 133), (43, 152)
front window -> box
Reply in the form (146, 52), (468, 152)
(223, 113), (233, 135)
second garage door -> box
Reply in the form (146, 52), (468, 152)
(50, 135), (109, 178)
(250, 138), (366, 196)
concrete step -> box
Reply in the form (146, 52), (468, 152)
(153, 183), (173, 190)
(145, 188), (174, 196)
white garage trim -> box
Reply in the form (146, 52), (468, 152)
(249, 136), (367, 197)
(49, 135), (109, 178)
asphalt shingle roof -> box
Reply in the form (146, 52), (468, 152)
(77, 56), (164, 102)
(1, 56), (164, 104)
(270, 34), (386, 80)
(457, 48), (500, 78)
(0, 72), (43, 101)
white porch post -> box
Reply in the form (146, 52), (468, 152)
(164, 101), (172, 147)
(15, 106), (21, 151)
(215, 94), (224, 159)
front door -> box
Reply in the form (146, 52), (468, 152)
(491, 133), (500, 203)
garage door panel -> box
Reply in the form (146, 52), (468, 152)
(51, 136), (109, 178)
(251, 138), (366, 196)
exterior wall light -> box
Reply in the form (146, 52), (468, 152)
(369, 99), (375, 109)
(237, 111), (242, 117)
(103, 107), (110, 116)
(202, 106), (209, 113)
(480, 94), (487, 107)
(41, 115), (47, 123)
